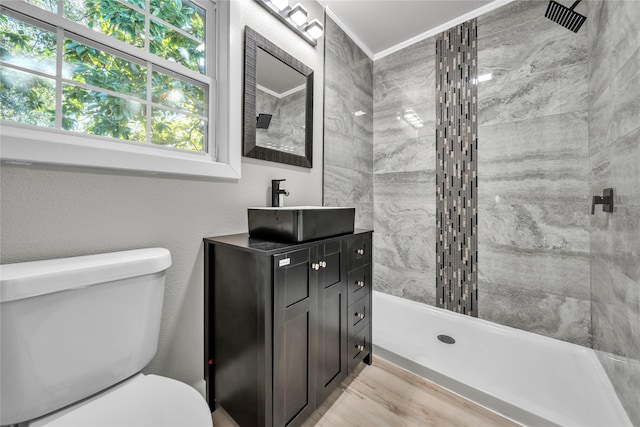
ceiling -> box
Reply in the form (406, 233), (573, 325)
(316, 0), (500, 58)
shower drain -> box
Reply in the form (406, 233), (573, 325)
(437, 334), (456, 344)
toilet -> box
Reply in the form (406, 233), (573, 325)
(0, 248), (212, 426)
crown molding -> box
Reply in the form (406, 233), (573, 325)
(373, 0), (515, 60)
(322, 5), (375, 60)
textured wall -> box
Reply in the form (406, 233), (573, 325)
(372, 37), (437, 304)
(0, 0), (325, 392)
(435, 20), (478, 316)
(323, 16), (373, 229)
(476, 0), (591, 346)
(587, 0), (640, 423)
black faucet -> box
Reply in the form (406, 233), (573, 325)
(271, 179), (290, 207)
(591, 188), (614, 215)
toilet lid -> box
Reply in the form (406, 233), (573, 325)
(32, 374), (212, 427)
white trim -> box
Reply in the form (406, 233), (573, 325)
(0, 124), (239, 179)
(257, 83), (305, 99)
(373, 0), (516, 60)
(323, 6), (374, 60)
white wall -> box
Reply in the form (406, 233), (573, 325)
(0, 0), (325, 391)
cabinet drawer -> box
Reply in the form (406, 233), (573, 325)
(347, 295), (370, 341)
(347, 234), (370, 271)
(348, 323), (371, 373)
(347, 265), (370, 305)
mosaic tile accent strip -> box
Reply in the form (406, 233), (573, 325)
(435, 19), (478, 316)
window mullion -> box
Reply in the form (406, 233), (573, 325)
(145, 0), (150, 52)
(145, 0), (151, 146)
(55, 26), (63, 130)
(146, 64), (153, 145)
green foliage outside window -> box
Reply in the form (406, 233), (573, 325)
(0, 0), (207, 152)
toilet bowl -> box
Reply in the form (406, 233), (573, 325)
(0, 248), (212, 426)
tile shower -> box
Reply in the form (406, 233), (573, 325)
(323, 0), (639, 423)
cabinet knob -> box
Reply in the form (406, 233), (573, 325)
(356, 280), (365, 287)
(320, 260), (327, 268)
(356, 344), (365, 352)
(355, 312), (365, 319)
(311, 263), (320, 270)
(355, 248), (365, 255)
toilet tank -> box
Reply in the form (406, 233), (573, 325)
(0, 248), (172, 426)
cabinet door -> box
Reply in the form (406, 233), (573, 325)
(316, 240), (348, 400)
(273, 248), (318, 427)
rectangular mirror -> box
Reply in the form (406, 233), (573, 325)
(243, 26), (313, 168)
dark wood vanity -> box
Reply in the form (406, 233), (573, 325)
(204, 230), (372, 427)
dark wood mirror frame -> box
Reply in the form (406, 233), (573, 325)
(243, 26), (314, 168)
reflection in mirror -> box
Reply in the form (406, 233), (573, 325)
(243, 26), (313, 168)
(255, 48), (307, 156)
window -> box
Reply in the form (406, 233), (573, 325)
(0, 0), (239, 178)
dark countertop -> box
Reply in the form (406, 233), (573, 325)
(204, 229), (373, 255)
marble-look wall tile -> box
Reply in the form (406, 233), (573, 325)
(591, 256), (640, 358)
(374, 233), (435, 273)
(479, 112), (590, 205)
(324, 164), (372, 205)
(588, 2), (640, 421)
(323, 15), (373, 228)
(479, 281), (592, 347)
(374, 201), (435, 236)
(324, 130), (372, 172)
(476, 0), (542, 37)
(372, 34), (438, 307)
(374, 170), (435, 202)
(605, 1), (640, 77)
(589, 127), (640, 208)
(478, 15), (587, 83)
(478, 0), (590, 345)
(324, 15), (355, 68)
(479, 242), (590, 301)
(595, 351), (640, 426)
(374, 38), (434, 87)
(373, 102), (435, 144)
(590, 206), (640, 284)
(373, 136), (433, 174)
(589, 47), (640, 154)
(479, 203), (590, 253)
(374, 262), (436, 306)
(587, 0), (611, 104)
(354, 202), (374, 230)
(478, 62), (588, 126)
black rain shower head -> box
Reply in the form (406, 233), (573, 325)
(256, 113), (272, 129)
(545, 0), (586, 33)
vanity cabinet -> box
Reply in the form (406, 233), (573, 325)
(204, 231), (372, 427)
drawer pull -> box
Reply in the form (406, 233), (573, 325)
(311, 263), (320, 271)
(355, 248), (365, 255)
(354, 312), (365, 319)
(320, 260), (327, 268)
(356, 344), (365, 352)
(355, 280), (365, 288)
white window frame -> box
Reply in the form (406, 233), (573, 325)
(0, 0), (241, 179)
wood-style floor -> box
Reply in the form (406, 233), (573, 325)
(211, 357), (519, 427)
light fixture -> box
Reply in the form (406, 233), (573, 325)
(477, 73), (492, 83)
(353, 110), (366, 117)
(254, 0), (321, 46)
(269, 0), (288, 12)
(288, 3), (308, 26)
(305, 18), (323, 40)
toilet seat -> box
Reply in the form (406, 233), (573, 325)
(30, 374), (212, 427)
